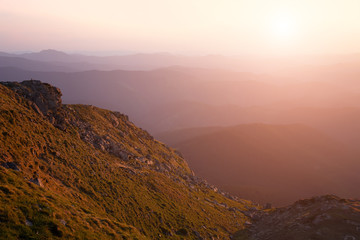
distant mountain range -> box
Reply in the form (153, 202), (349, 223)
(2, 64), (360, 147)
(158, 124), (360, 206)
(2, 49), (360, 73)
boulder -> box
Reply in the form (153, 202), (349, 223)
(29, 177), (44, 187)
(1, 80), (62, 116)
(109, 114), (119, 127)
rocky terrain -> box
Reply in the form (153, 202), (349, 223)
(234, 195), (360, 240)
(0, 80), (359, 239)
(0, 80), (258, 239)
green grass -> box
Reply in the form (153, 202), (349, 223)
(0, 83), (255, 239)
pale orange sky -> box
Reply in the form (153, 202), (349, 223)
(1, 0), (360, 55)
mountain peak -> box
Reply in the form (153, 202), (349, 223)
(21, 49), (71, 62)
(38, 49), (68, 56)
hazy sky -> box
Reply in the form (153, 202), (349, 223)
(1, 0), (360, 55)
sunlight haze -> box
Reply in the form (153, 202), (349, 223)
(1, 0), (360, 55)
(2, 0), (360, 238)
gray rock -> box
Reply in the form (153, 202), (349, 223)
(1, 161), (20, 171)
(344, 236), (356, 240)
(245, 221), (252, 226)
(264, 203), (272, 209)
(1, 80), (62, 116)
(193, 230), (203, 240)
(109, 114), (119, 127)
(29, 178), (44, 187)
(60, 219), (67, 226)
(312, 213), (331, 224)
(25, 219), (33, 226)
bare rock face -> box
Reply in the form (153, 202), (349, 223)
(1, 80), (62, 116)
(1, 80), (69, 130)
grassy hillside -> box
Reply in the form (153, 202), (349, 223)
(0, 81), (257, 239)
(158, 124), (360, 206)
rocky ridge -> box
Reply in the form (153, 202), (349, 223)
(1, 80), (239, 200)
(0, 80), (256, 239)
(1, 80), (189, 176)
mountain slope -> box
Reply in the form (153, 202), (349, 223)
(1, 80), (360, 239)
(158, 124), (360, 206)
(0, 80), (256, 239)
(234, 195), (360, 240)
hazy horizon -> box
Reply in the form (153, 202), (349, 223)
(2, 0), (360, 56)
(3, 49), (360, 58)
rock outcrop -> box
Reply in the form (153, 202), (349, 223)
(0, 80), (69, 130)
(1, 80), (62, 116)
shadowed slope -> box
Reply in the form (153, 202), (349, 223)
(158, 124), (360, 206)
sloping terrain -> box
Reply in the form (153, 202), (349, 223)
(0, 80), (257, 239)
(234, 195), (360, 240)
(158, 125), (360, 206)
(0, 56), (76, 72)
(1, 80), (360, 240)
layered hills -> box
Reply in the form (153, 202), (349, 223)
(158, 124), (360, 206)
(3, 64), (360, 149)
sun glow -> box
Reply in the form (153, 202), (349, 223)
(1, 0), (360, 54)
(269, 12), (298, 42)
